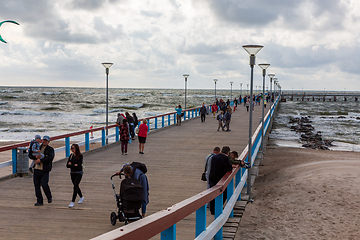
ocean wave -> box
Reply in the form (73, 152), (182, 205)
(2, 128), (47, 133)
(192, 95), (214, 98)
(0, 101), (8, 105)
(84, 92), (94, 94)
(161, 93), (180, 96)
(42, 92), (61, 95)
(2, 95), (19, 99)
(116, 103), (144, 109)
(0, 110), (43, 116)
(115, 93), (145, 97)
(93, 108), (120, 114)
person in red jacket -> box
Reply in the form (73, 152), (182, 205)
(211, 102), (218, 118)
(138, 119), (148, 154)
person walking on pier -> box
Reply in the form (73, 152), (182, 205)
(120, 119), (130, 155)
(33, 135), (54, 206)
(217, 111), (225, 131)
(138, 119), (148, 154)
(224, 110), (231, 132)
(66, 144), (84, 208)
(246, 99), (250, 112)
(209, 146), (232, 215)
(200, 104), (207, 122)
(211, 102), (218, 118)
(175, 105), (182, 126)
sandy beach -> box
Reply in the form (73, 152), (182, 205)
(235, 145), (360, 239)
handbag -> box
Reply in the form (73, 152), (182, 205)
(201, 172), (207, 181)
(135, 128), (140, 134)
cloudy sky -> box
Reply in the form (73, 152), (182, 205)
(0, 0), (359, 91)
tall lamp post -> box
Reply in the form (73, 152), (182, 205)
(214, 79), (218, 100)
(258, 63), (270, 155)
(240, 83), (243, 96)
(247, 83), (249, 96)
(183, 74), (189, 110)
(230, 81), (233, 100)
(273, 78), (277, 101)
(242, 44), (263, 202)
(268, 74), (275, 104)
(102, 62), (113, 145)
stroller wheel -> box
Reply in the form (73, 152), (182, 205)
(110, 212), (117, 226)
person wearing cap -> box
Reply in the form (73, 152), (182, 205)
(32, 135), (55, 206)
(28, 134), (44, 173)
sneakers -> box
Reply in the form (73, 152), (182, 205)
(78, 197), (84, 204)
(139, 151), (144, 154)
(48, 199), (52, 203)
(124, 153), (128, 155)
(69, 202), (75, 208)
(34, 202), (43, 206)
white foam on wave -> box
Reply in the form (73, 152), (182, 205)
(93, 108), (120, 114)
(0, 101), (8, 105)
(162, 93), (180, 96)
(116, 103), (144, 108)
(0, 109), (43, 116)
(42, 92), (61, 95)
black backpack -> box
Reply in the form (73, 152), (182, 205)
(131, 162), (147, 174)
(28, 140), (36, 160)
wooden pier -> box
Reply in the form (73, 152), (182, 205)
(0, 103), (266, 240)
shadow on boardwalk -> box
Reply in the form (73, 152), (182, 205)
(0, 104), (264, 240)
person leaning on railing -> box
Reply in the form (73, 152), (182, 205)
(175, 105), (182, 126)
(138, 119), (148, 154)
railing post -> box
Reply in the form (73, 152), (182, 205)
(162, 116), (165, 128)
(183, 110), (186, 121)
(192, 109), (194, 118)
(102, 129), (106, 146)
(85, 133), (90, 152)
(168, 114), (171, 126)
(187, 110), (190, 119)
(161, 224), (176, 240)
(196, 205), (206, 237)
(173, 114), (176, 125)
(116, 126), (119, 142)
(237, 169), (243, 201)
(65, 137), (70, 157)
(147, 120), (150, 132)
(155, 118), (158, 130)
(227, 179), (234, 217)
(214, 194), (223, 240)
(12, 148), (17, 174)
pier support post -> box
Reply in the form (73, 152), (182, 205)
(227, 179), (234, 217)
(155, 118), (158, 130)
(195, 205), (206, 237)
(102, 129), (106, 146)
(162, 116), (164, 128)
(115, 127), (119, 142)
(65, 137), (70, 157)
(168, 115), (171, 126)
(214, 194), (223, 240)
(12, 149), (17, 174)
(85, 133), (90, 152)
(161, 224), (176, 240)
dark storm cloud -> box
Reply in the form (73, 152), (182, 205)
(206, 0), (349, 30)
(0, 0), (123, 44)
(67, 0), (125, 10)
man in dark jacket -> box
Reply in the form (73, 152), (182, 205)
(208, 146), (232, 215)
(200, 104), (207, 122)
(33, 135), (55, 206)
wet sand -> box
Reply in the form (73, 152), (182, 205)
(235, 146), (360, 239)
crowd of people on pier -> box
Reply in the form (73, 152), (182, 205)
(27, 92), (275, 218)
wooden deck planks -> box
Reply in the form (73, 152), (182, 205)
(0, 103), (266, 240)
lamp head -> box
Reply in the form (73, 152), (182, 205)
(268, 73), (275, 79)
(183, 74), (189, 81)
(102, 62), (113, 69)
(242, 45), (263, 66)
(214, 79), (218, 83)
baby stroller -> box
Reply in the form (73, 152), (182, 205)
(110, 173), (144, 225)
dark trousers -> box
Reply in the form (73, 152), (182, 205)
(210, 188), (227, 215)
(121, 141), (128, 153)
(201, 114), (206, 122)
(33, 169), (52, 204)
(71, 172), (83, 202)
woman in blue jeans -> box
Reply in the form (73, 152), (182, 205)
(66, 144), (84, 208)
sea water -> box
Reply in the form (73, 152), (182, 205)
(1, 86), (359, 152)
(0, 87), (233, 141)
(270, 95), (360, 152)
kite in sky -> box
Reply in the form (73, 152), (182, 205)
(0, 20), (20, 44)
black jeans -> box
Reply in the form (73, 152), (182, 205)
(210, 188), (227, 215)
(33, 169), (52, 204)
(201, 114), (206, 122)
(71, 172), (83, 202)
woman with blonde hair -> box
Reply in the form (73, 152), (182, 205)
(138, 119), (148, 154)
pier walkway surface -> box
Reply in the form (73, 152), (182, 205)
(0, 103), (265, 240)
